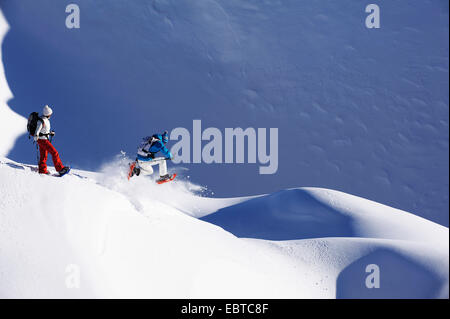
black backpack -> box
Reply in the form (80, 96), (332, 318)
(27, 112), (43, 137)
(143, 135), (160, 146)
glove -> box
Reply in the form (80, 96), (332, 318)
(50, 131), (55, 136)
(33, 135), (38, 142)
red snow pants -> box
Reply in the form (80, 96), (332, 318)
(37, 139), (64, 174)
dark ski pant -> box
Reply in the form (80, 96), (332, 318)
(37, 139), (64, 174)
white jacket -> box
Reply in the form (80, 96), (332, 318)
(35, 116), (51, 140)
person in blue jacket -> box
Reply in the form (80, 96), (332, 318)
(130, 130), (174, 182)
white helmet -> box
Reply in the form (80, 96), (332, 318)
(42, 105), (53, 117)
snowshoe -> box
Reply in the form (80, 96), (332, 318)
(128, 161), (139, 180)
(156, 173), (176, 184)
(58, 166), (71, 177)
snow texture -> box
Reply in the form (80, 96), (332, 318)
(0, 157), (447, 298)
(0, 1), (448, 299)
(0, 1), (447, 226)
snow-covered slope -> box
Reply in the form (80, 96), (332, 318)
(0, 1), (448, 226)
(0, 157), (447, 298)
(0, 1), (447, 299)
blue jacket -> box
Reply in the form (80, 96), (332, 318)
(137, 134), (172, 161)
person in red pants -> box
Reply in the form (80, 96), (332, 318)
(34, 105), (70, 176)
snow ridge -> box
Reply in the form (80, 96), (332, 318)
(0, 157), (447, 298)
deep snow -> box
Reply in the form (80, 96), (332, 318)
(0, 1), (448, 226)
(0, 1), (448, 299)
(0, 157), (447, 298)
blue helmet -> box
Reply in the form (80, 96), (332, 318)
(162, 130), (169, 144)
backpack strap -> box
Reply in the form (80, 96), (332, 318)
(148, 136), (160, 147)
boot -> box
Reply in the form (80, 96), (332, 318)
(157, 174), (171, 183)
(58, 166), (71, 176)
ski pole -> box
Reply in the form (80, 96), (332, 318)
(35, 142), (39, 167)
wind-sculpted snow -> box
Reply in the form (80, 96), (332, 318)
(201, 188), (449, 245)
(200, 186), (449, 298)
(0, 1), (448, 226)
(0, 158), (448, 298)
(0, 1), (447, 299)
